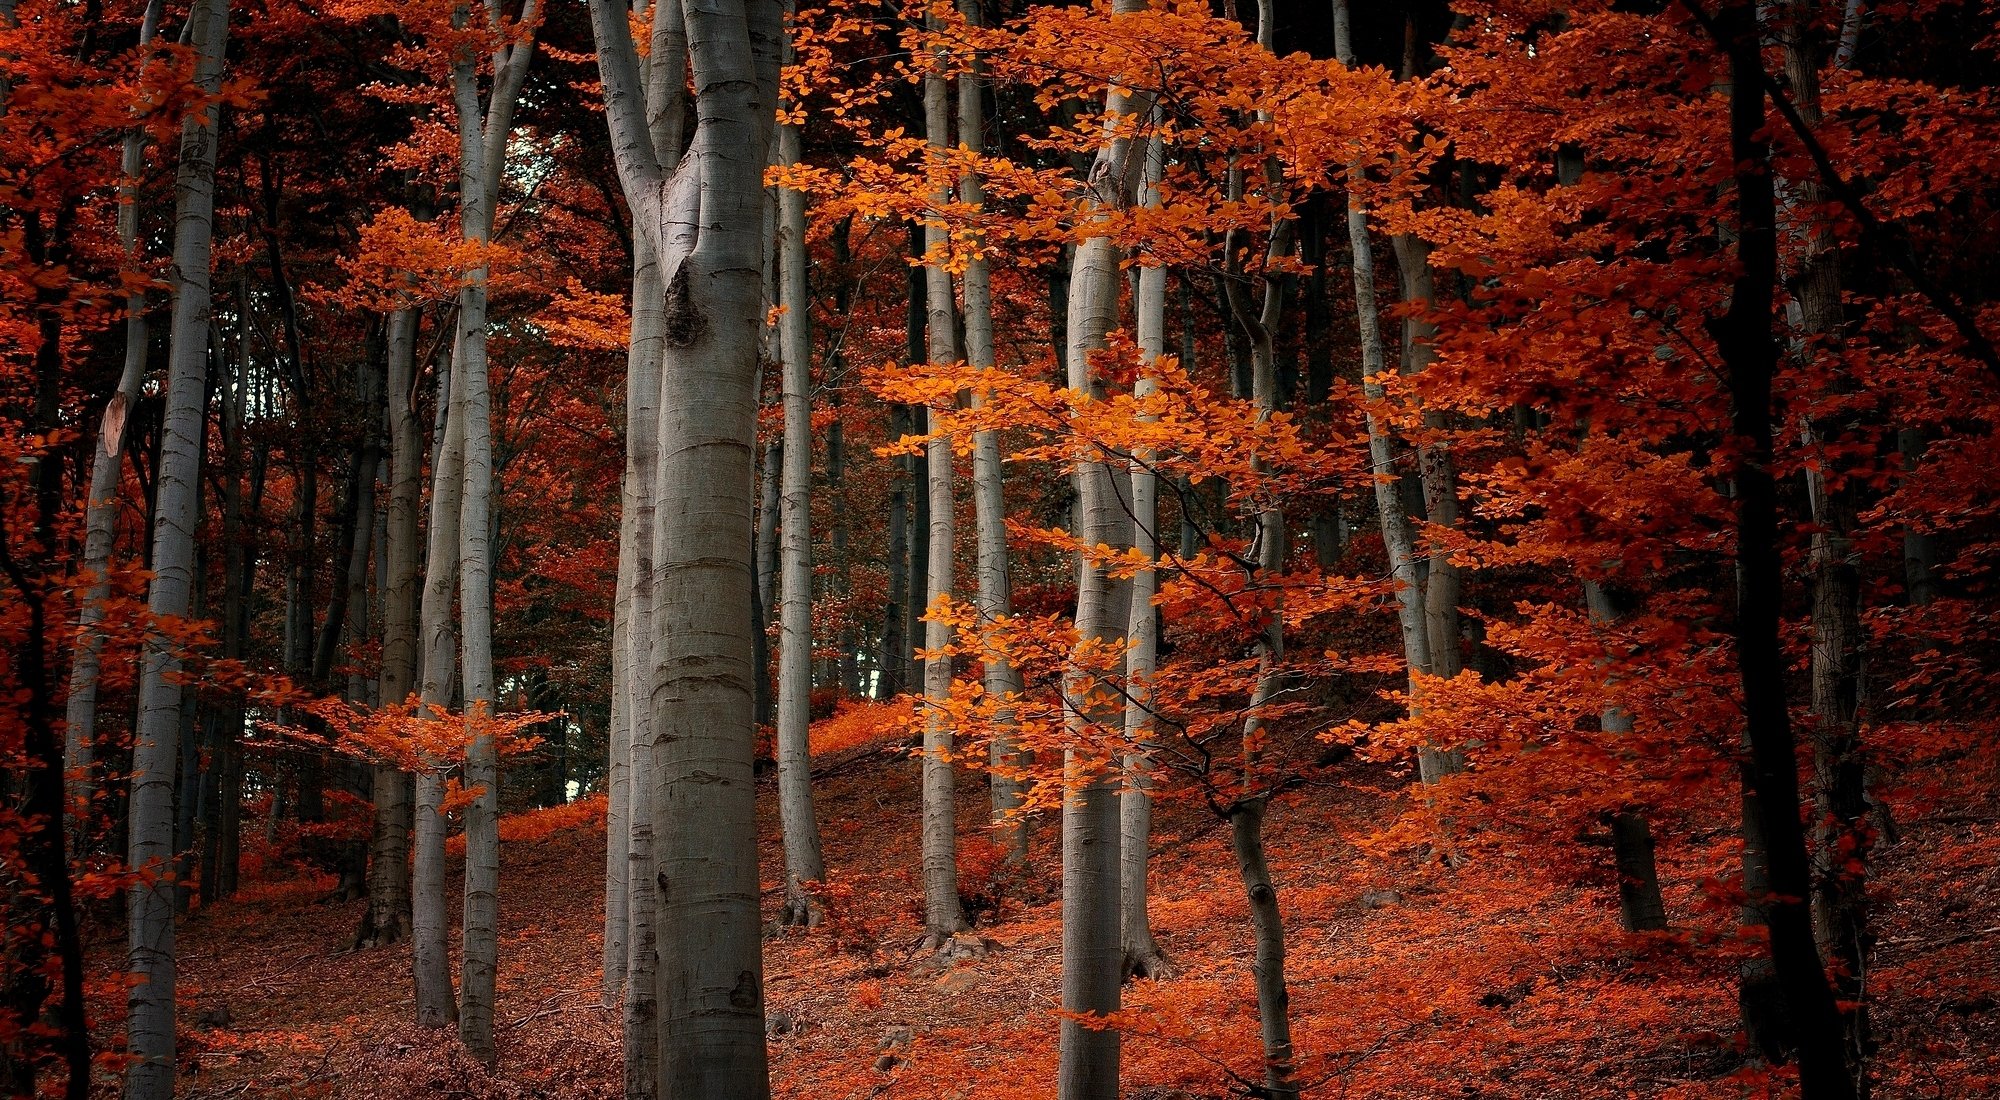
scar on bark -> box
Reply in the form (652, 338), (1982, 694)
(662, 260), (707, 348)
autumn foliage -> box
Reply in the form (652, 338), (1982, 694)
(5, 0), (2000, 1097)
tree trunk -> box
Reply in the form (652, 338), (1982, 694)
(879, 402), (910, 700)
(919, 32), (968, 947)
(1120, 131), (1168, 981)
(588, 0), (783, 1089)
(1333, 0), (1453, 784)
(1711, 6), (1857, 1094)
(448, 11), (537, 1060)
(1779, 7), (1871, 1077)
(1057, 11), (1149, 1090)
(775, 102), (829, 927)
(360, 306), (422, 950)
(414, 338), (464, 1030)
(1581, 580), (1668, 933)
(124, 3), (228, 1095)
(65, 0), (164, 840)
(1392, 234), (1463, 684)
(956, 0), (1027, 870)
(621, 226), (668, 1100)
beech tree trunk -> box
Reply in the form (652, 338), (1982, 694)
(1057, 10), (1149, 1091)
(880, 403), (910, 699)
(414, 339), (464, 1030)
(124, 3), (227, 1095)
(65, 0), (163, 839)
(775, 94), (829, 926)
(621, 227), (667, 1100)
(918, 31), (968, 947)
(1333, 0), (1455, 784)
(590, 0), (783, 1090)
(359, 305), (421, 950)
(1120, 131), (1168, 981)
(447, 10), (536, 1061)
(611, 2), (687, 1061)
(956, 0), (1028, 868)
(1778, 7), (1871, 1077)
(1582, 580), (1668, 933)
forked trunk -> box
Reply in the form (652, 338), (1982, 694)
(1056, 10), (1150, 1089)
(66, 0), (163, 838)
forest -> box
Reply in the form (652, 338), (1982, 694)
(3, 0), (1998, 1096)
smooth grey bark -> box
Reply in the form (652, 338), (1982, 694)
(1120, 131), (1168, 982)
(1332, 0), (1451, 785)
(604, 564), (632, 1003)
(1220, 9), (1300, 1087)
(360, 298), (423, 950)
(589, 0), (783, 1091)
(607, 7), (685, 1061)
(775, 98), (829, 927)
(414, 340), (464, 1030)
(621, 229), (667, 1100)
(124, 2), (227, 1095)
(1057, 9), (1150, 1092)
(1392, 233), (1464, 686)
(66, 0), (163, 837)
(956, 0), (1027, 868)
(449, 3), (537, 1061)
(756, 436), (781, 620)
(919, 29), (968, 946)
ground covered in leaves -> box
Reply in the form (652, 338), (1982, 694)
(118, 724), (1999, 1099)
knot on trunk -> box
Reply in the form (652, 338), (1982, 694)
(662, 261), (707, 348)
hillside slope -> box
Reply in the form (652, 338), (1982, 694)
(156, 732), (1999, 1099)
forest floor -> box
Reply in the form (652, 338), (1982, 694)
(118, 723), (2000, 1099)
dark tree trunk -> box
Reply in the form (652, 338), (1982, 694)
(1709, 5), (1858, 1094)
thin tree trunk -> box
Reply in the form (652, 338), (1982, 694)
(360, 306), (421, 949)
(1712, 7), (1857, 1093)
(125, 2), (228, 1094)
(955, 0), (1028, 868)
(414, 338), (464, 1030)
(1333, 0), (1451, 783)
(65, 0), (164, 839)
(880, 401), (910, 699)
(1393, 234), (1463, 683)
(1779, 8), (1871, 1079)
(449, 8), (537, 1060)
(919, 27), (968, 947)
(1582, 580), (1668, 933)
(775, 98), (828, 926)
(1120, 131), (1169, 981)
(621, 227), (667, 1100)
(8, 90), (95, 1092)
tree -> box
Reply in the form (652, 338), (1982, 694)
(124, 2), (229, 1096)
(1056, 4), (1150, 1093)
(1701, 2), (1856, 1093)
(443, 0), (539, 1062)
(588, 0), (784, 1090)
(917, 9), (969, 949)
(774, 0), (828, 926)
